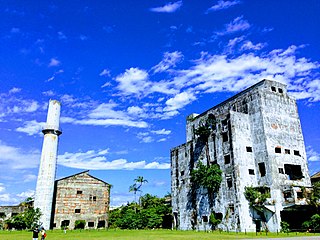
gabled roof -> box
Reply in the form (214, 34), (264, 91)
(311, 171), (320, 180)
(55, 170), (110, 185)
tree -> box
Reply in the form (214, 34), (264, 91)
(5, 207), (41, 230)
(129, 183), (140, 203)
(134, 176), (148, 204)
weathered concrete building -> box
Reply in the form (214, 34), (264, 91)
(171, 79), (311, 232)
(52, 171), (110, 229)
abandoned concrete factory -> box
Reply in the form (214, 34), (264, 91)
(171, 79), (312, 232)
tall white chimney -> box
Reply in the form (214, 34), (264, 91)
(34, 100), (62, 229)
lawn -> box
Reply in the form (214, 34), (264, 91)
(1, 229), (320, 240)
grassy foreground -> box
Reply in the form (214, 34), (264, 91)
(0, 229), (319, 240)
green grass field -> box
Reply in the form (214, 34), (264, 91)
(0, 229), (319, 240)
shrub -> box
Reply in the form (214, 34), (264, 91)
(74, 220), (86, 229)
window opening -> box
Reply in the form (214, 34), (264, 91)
(222, 119), (228, 126)
(285, 149), (290, 154)
(227, 177), (232, 188)
(275, 147), (281, 153)
(258, 162), (266, 177)
(181, 171), (184, 176)
(294, 150), (300, 156)
(202, 216), (208, 223)
(88, 222), (94, 227)
(77, 190), (82, 194)
(93, 196), (97, 201)
(246, 146), (252, 152)
(279, 168), (284, 174)
(283, 191), (292, 201)
(249, 169), (255, 175)
(75, 209), (81, 213)
(271, 86), (276, 92)
(98, 220), (106, 228)
(224, 155), (231, 164)
(222, 132), (228, 142)
(229, 204), (234, 213)
(61, 220), (70, 227)
(296, 191), (303, 199)
(278, 88), (283, 93)
(284, 164), (303, 180)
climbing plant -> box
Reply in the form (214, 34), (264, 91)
(191, 161), (222, 193)
(244, 186), (271, 206)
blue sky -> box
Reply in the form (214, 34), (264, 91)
(0, 0), (319, 207)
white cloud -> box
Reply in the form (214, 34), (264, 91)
(164, 91), (196, 112)
(16, 120), (45, 136)
(240, 41), (266, 51)
(307, 146), (320, 162)
(0, 141), (40, 170)
(151, 129), (171, 135)
(42, 90), (55, 96)
(99, 69), (111, 77)
(150, 1), (183, 13)
(9, 87), (21, 94)
(152, 51), (183, 73)
(0, 183), (5, 193)
(217, 16), (251, 35)
(0, 193), (12, 203)
(207, 0), (241, 12)
(58, 149), (170, 170)
(115, 68), (150, 96)
(8, 100), (39, 114)
(16, 189), (35, 199)
(48, 58), (60, 67)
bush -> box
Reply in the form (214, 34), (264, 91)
(280, 221), (290, 233)
(74, 220), (86, 229)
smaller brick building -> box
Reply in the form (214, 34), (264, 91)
(52, 171), (110, 229)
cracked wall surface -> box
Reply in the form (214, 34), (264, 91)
(171, 79), (311, 232)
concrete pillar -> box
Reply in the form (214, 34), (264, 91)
(34, 100), (62, 229)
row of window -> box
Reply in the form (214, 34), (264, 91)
(275, 147), (300, 156)
(271, 86), (283, 94)
(76, 191), (97, 201)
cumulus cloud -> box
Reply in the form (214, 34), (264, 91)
(58, 148), (170, 170)
(16, 120), (45, 136)
(150, 1), (183, 13)
(9, 87), (21, 94)
(0, 141), (40, 170)
(307, 146), (320, 162)
(164, 91), (196, 112)
(207, 0), (241, 12)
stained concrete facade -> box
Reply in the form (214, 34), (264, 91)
(171, 79), (311, 232)
(52, 171), (110, 229)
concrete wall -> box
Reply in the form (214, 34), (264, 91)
(171, 79), (311, 232)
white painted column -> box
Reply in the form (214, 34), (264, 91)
(34, 100), (62, 229)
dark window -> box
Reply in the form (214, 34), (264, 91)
(275, 147), (281, 153)
(53, 223), (56, 228)
(297, 191), (303, 199)
(294, 150), (300, 156)
(258, 162), (266, 177)
(93, 196), (97, 201)
(227, 177), (232, 188)
(283, 191), (292, 200)
(285, 149), (290, 154)
(278, 88), (283, 93)
(98, 220), (106, 228)
(224, 155), (231, 164)
(215, 212), (223, 220)
(271, 86), (276, 92)
(77, 190), (82, 194)
(181, 171), (184, 176)
(284, 164), (303, 180)
(88, 222), (94, 227)
(222, 119), (228, 126)
(222, 132), (228, 142)
(61, 220), (70, 227)
(75, 209), (81, 213)
(246, 146), (252, 152)
(202, 216), (208, 223)
(279, 168), (284, 174)
(249, 169), (255, 175)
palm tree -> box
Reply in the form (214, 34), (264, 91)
(129, 183), (140, 203)
(134, 176), (148, 205)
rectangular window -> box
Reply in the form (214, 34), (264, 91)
(181, 171), (184, 176)
(294, 150), (300, 156)
(297, 191), (303, 199)
(246, 146), (252, 152)
(271, 86), (276, 92)
(222, 119), (228, 126)
(275, 147), (281, 153)
(229, 204), (234, 213)
(249, 169), (255, 175)
(285, 149), (290, 154)
(75, 209), (81, 213)
(224, 155), (231, 164)
(88, 222), (94, 227)
(278, 88), (283, 93)
(222, 132), (228, 142)
(258, 162), (266, 177)
(284, 164), (303, 180)
(93, 196), (97, 201)
(279, 168), (284, 174)
(77, 190), (82, 194)
(202, 216), (208, 223)
(227, 177), (232, 188)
